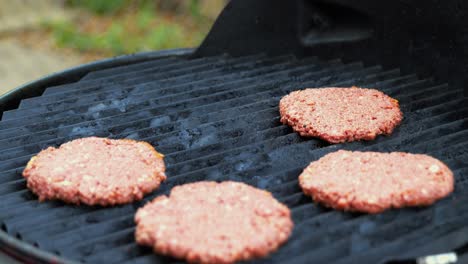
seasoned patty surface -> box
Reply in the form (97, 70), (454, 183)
(299, 150), (454, 213)
(135, 181), (293, 263)
(23, 137), (166, 206)
(279, 87), (403, 143)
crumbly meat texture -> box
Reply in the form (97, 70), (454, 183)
(23, 137), (166, 206)
(299, 150), (454, 214)
(279, 87), (403, 143)
(135, 181), (293, 264)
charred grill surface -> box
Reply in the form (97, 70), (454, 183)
(0, 54), (467, 263)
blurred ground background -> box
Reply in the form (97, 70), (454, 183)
(0, 0), (225, 95)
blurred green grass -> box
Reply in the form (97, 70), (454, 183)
(45, 0), (215, 56)
(68, 0), (129, 15)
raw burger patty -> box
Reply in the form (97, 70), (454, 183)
(279, 87), (403, 143)
(135, 181), (293, 263)
(299, 150), (454, 213)
(23, 137), (166, 206)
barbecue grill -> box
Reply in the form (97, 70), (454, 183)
(1, 0), (467, 263)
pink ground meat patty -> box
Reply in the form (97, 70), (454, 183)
(135, 181), (293, 264)
(23, 137), (166, 206)
(299, 150), (454, 214)
(279, 87), (403, 143)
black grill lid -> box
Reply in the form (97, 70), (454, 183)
(197, 0), (468, 90)
(0, 50), (467, 264)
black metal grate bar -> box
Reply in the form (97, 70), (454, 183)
(78, 57), (181, 82)
(0, 54), (466, 264)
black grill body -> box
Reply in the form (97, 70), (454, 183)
(0, 1), (467, 264)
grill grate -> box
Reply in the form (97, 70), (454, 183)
(0, 54), (467, 264)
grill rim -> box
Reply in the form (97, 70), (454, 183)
(0, 48), (193, 264)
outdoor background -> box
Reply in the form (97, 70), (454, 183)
(0, 0), (225, 95)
